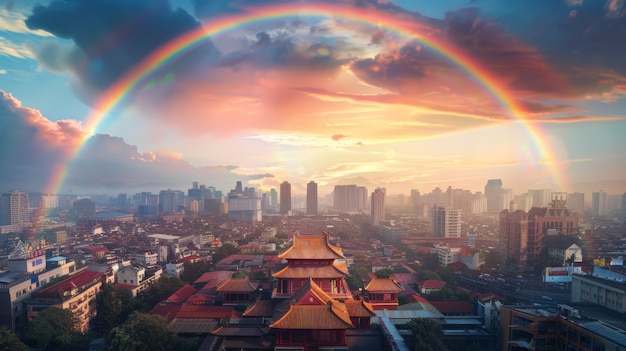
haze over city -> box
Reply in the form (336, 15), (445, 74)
(2, 0), (626, 197)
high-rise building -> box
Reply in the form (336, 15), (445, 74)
(567, 192), (585, 215)
(158, 189), (185, 213)
(591, 190), (607, 217)
(429, 205), (462, 238)
(306, 181), (318, 215)
(333, 185), (368, 212)
(270, 188), (278, 209)
(498, 201), (529, 268)
(485, 179), (503, 213)
(622, 193), (626, 223)
(499, 198), (578, 272)
(528, 189), (552, 208)
(73, 198), (96, 218)
(280, 181), (291, 215)
(1, 191), (29, 226)
(371, 187), (386, 226)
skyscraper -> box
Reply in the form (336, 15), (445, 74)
(528, 189), (552, 208)
(158, 189), (185, 213)
(1, 190), (29, 226)
(591, 191), (607, 218)
(371, 187), (386, 225)
(306, 181), (318, 215)
(567, 192), (585, 215)
(485, 179), (503, 213)
(429, 205), (462, 238)
(280, 181), (291, 215)
(270, 188), (278, 209)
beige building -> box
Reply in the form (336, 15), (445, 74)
(26, 269), (114, 332)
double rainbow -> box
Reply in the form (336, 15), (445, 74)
(45, 2), (568, 197)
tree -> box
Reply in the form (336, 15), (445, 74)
(134, 276), (185, 312)
(407, 318), (446, 351)
(252, 270), (269, 281)
(0, 326), (29, 351)
(22, 306), (78, 350)
(179, 260), (212, 284)
(94, 283), (135, 336)
(374, 268), (393, 278)
(212, 243), (240, 264)
(231, 270), (248, 279)
(106, 312), (177, 351)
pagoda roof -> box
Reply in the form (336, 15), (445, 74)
(344, 299), (376, 318)
(271, 277), (353, 330)
(364, 276), (404, 293)
(216, 277), (257, 293)
(272, 263), (348, 279)
(270, 305), (354, 330)
(277, 233), (344, 260)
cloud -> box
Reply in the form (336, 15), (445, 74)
(25, 0), (219, 93)
(0, 36), (34, 58)
(0, 91), (270, 193)
(0, 8), (51, 36)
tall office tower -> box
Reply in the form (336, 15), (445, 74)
(498, 201), (529, 271)
(334, 185), (357, 210)
(591, 190), (607, 217)
(410, 189), (421, 205)
(485, 179), (504, 212)
(566, 192), (584, 215)
(158, 189), (185, 213)
(228, 197), (262, 222)
(501, 189), (513, 212)
(117, 193), (128, 210)
(243, 187), (257, 198)
(371, 187), (386, 226)
(528, 189), (552, 208)
(235, 181), (243, 195)
(192, 181), (199, 189)
(621, 193), (626, 223)
(357, 186), (368, 210)
(429, 205), (462, 238)
(40, 195), (59, 209)
(306, 181), (318, 215)
(261, 193), (270, 211)
(270, 188), (278, 209)
(280, 181), (291, 215)
(1, 191), (29, 226)
(513, 193), (533, 212)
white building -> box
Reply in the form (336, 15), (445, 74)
(429, 205), (462, 238)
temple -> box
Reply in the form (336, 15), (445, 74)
(241, 231), (377, 350)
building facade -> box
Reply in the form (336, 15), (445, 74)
(370, 187), (386, 226)
(306, 181), (318, 215)
(1, 190), (29, 226)
(280, 181), (291, 215)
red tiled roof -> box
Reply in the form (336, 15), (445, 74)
(194, 271), (233, 285)
(243, 300), (275, 317)
(35, 270), (104, 297)
(216, 278), (257, 293)
(420, 280), (446, 289)
(176, 305), (236, 319)
(446, 262), (467, 271)
(165, 284), (197, 304)
(186, 294), (214, 305)
(429, 300), (474, 314)
(149, 305), (181, 323)
(84, 246), (108, 253)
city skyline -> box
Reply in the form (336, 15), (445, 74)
(2, 0), (626, 197)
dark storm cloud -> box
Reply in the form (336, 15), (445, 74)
(25, 0), (219, 92)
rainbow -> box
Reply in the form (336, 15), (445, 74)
(46, 2), (569, 197)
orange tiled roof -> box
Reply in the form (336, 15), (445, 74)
(165, 284), (197, 304)
(243, 299), (275, 317)
(277, 234), (344, 260)
(176, 305), (236, 319)
(272, 264), (348, 279)
(270, 305), (354, 330)
(364, 277), (403, 293)
(344, 299), (376, 318)
(216, 278), (257, 293)
(419, 280), (446, 289)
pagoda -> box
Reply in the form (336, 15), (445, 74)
(272, 231), (352, 300)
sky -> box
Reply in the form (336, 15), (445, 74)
(1, 0), (626, 198)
